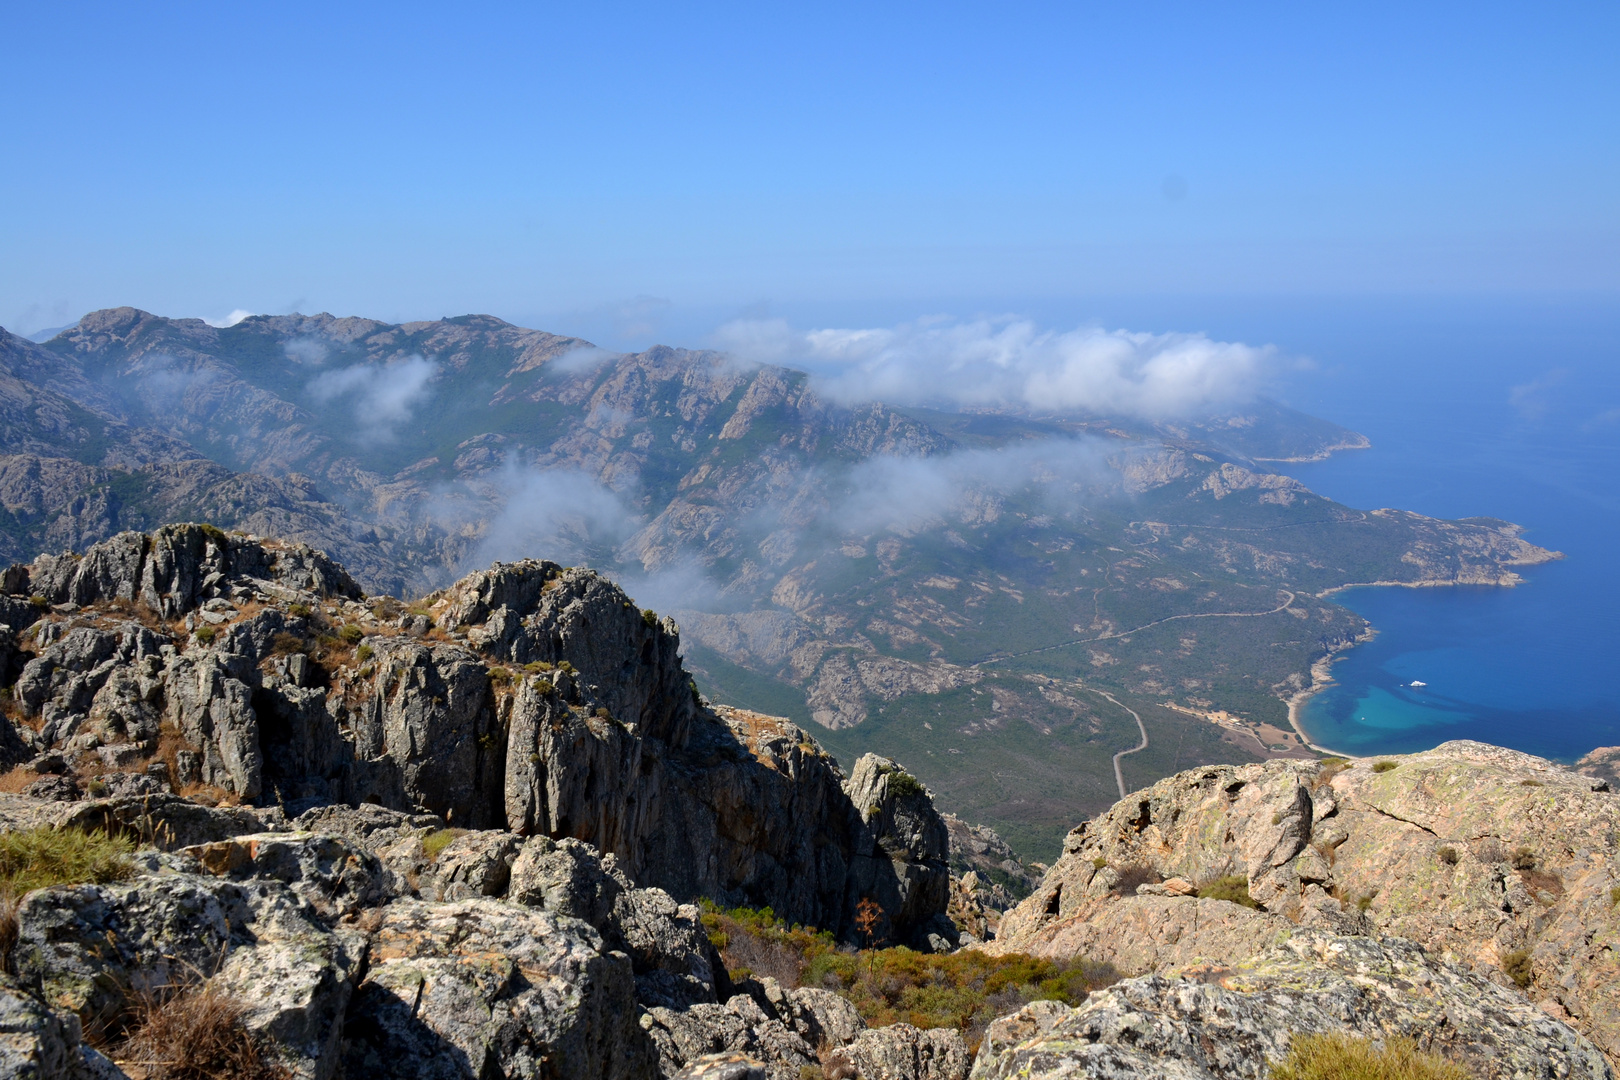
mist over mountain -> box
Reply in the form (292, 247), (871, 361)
(0, 306), (1554, 854)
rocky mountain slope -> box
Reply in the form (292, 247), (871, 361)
(0, 525), (954, 946)
(0, 311), (1563, 858)
(0, 529), (1613, 1079)
(982, 741), (1620, 1073)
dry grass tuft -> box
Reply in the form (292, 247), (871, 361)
(0, 826), (135, 898)
(117, 983), (290, 1080)
(421, 828), (467, 861)
(0, 766), (39, 794)
(1271, 1033), (1467, 1080)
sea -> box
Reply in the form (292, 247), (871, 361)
(1256, 296), (1620, 762)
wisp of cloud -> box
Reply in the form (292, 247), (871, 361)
(715, 316), (1271, 420)
(308, 355), (440, 438)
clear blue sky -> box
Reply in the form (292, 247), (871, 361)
(3, 2), (1616, 347)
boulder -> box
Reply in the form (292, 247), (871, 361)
(991, 741), (1620, 1062)
(825, 1023), (970, 1080)
(339, 897), (655, 1080)
(12, 871), (362, 1080)
(969, 932), (1612, 1080)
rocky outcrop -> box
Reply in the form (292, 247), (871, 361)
(971, 932), (1612, 1080)
(0, 529), (952, 945)
(990, 740), (1620, 1065)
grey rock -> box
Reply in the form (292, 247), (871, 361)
(12, 870), (360, 1080)
(968, 932), (1613, 1080)
(844, 755), (952, 947)
(826, 1023), (970, 1080)
(0, 975), (80, 1080)
(182, 831), (397, 918)
(674, 1053), (769, 1080)
(340, 897), (656, 1080)
(416, 828), (520, 901)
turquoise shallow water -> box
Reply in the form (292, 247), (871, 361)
(1258, 298), (1620, 762)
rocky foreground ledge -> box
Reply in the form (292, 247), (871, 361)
(0, 527), (1615, 1079)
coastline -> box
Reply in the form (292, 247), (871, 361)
(1285, 628), (1376, 759)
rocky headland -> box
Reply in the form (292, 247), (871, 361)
(0, 527), (1613, 1079)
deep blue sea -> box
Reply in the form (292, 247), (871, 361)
(1255, 297), (1620, 762)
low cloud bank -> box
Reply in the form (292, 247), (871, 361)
(447, 434), (1130, 612)
(714, 316), (1271, 420)
(309, 355), (439, 438)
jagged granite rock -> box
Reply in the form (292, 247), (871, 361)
(12, 868), (363, 1080)
(1, 529), (953, 943)
(990, 740), (1620, 1065)
(18, 523), (360, 617)
(969, 931), (1612, 1080)
(641, 980), (870, 1080)
(826, 1023), (970, 1080)
(416, 829), (522, 901)
(843, 756), (952, 948)
(339, 897), (655, 1080)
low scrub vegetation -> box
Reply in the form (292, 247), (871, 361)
(1271, 1032), (1467, 1080)
(421, 828), (467, 861)
(1371, 761), (1399, 774)
(1196, 874), (1257, 909)
(699, 902), (1117, 1052)
(0, 826), (135, 898)
(1500, 948), (1533, 989)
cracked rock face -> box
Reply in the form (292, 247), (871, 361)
(969, 932), (1613, 1080)
(1, 529), (953, 944)
(991, 740), (1620, 1066)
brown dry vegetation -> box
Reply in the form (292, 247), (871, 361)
(114, 983), (291, 1080)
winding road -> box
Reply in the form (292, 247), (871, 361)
(1090, 688), (1149, 799)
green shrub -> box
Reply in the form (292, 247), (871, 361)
(1519, 779), (1543, 787)
(642, 608), (659, 628)
(288, 603), (312, 619)
(28, 595), (48, 610)
(1197, 875), (1256, 909)
(1610, 885), (1620, 906)
(557, 661), (576, 674)
(356, 644), (374, 663)
(194, 625), (217, 644)
(534, 679), (555, 695)
(524, 661), (554, 674)
(697, 902), (1117, 1053)
(271, 632), (306, 656)
(488, 666), (512, 684)
(421, 829), (467, 862)
(1371, 761), (1398, 774)
(886, 770), (925, 798)
(1270, 1032), (1467, 1080)
(1356, 893), (1376, 913)
(1501, 947), (1533, 988)
(594, 706), (613, 720)
(1436, 846), (1458, 866)
(85, 778), (108, 798)
(0, 827), (135, 898)
(337, 624), (364, 645)
(1091, 856), (1108, 870)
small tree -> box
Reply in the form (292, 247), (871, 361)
(854, 897), (886, 978)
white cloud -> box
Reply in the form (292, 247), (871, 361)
(205, 309), (255, 328)
(715, 316), (1272, 420)
(308, 355), (439, 437)
(550, 345), (618, 373)
(283, 337), (329, 365)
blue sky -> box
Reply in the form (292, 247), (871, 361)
(2, 2), (1616, 347)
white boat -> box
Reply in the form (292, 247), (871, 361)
(1410, 680), (1427, 688)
